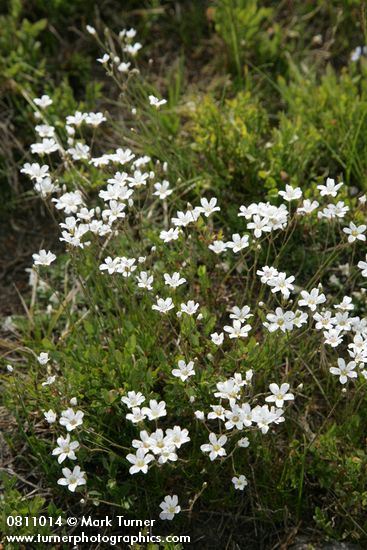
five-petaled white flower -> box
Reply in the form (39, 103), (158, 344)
(57, 465), (86, 492)
(200, 433), (227, 461)
(224, 320), (251, 338)
(226, 234), (249, 253)
(164, 272), (186, 288)
(121, 391), (145, 408)
(298, 288), (326, 311)
(59, 408), (84, 431)
(180, 300), (199, 316)
(52, 434), (79, 464)
(265, 383), (294, 408)
(44, 409), (57, 423)
(232, 475), (248, 490)
(343, 222), (366, 243)
(37, 352), (50, 365)
(278, 185), (302, 201)
(210, 332), (224, 345)
(152, 297), (175, 314)
(159, 495), (181, 520)
(34, 95), (53, 109)
(172, 359), (195, 381)
(197, 197), (220, 217)
(142, 400), (167, 420)
(317, 178), (343, 197)
(329, 358), (357, 384)
(32, 249), (56, 266)
(126, 448), (154, 474)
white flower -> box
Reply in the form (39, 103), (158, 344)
(21, 162), (50, 181)
(252, 404), (279, 434)
(172, 209), (199, 227)
(180, 300), (199, 316)
(121, 391), (145, 408)
(237, 437), (250, 448)
(142, 400), (167, 420)
(210, 332), (224, 345)
(153, 180), (172, 199)
(31, 138), (60, 155)
(313, 310), (333, 330)
(298, 288), (326, 311)
(214, 379), (240, 400)
(99, 256), (121, 275)
(264, 308), (294, 333)
(160, 228), (180, 242)
(197, 197), (220, 217)
(317, 178), (343, 197)
(194, 410), (205, 420)
(209, 240), (228, 254)
(323, 328), (343, 347)
(117, 61), (131, 72)
(257, 266), (279, 283)
(44, 410), (57, 423)
(41, 375), (56, 387)
(34, 95), (53, 109)
(265, 383), (294, 408)
(200, 433), (227, 461)
(268, 272), (295, 299)
(343, 222), (366, 243)
(164, 272), (186, 288)
(57, 466), (86, 492)
(52, 434), (79, 464)
(224, 320), (251, 338)
(165, 426), (190, 448)
(117, 258), (137, 278)
(224, 404), (246, 430)
(149, 95), (167, 108)
(32, 249), (56, 266)
(207, 405), (226, 420)
(59, 408), (84, 431)
(132, 430), (153, 453)
(351, 46), (367, 62)
(172, 360), (195, 381)
(159, 495), (181, 520)
(334, 296), (354, 311)
(35, 124), (55, 138)
(128, 170), (149, 188)
(124, 42), (143, 57)
(136, 271), (154, 290)
(358, 256), (367, 277)
(226, 234), (249, 253)
(111, 147), (135, 165)
(152, 297), (175, 314)
(102, 200), (126, 223)
(97, 53), (110, 64)
(67, 143), (90, 160)
(85, 112), (106, 127)
(232, 475), (248, 490)
(297, 199), (319, 215)
(247, 215), (270, 238)
(52, 191), (84, 214)
(37, 352), (50, 365)
(329, 358), (357, 384)
(126, 407), (147, 423)
(278, 185), (302, 201)
(229, 306), (252, 322)
(126, 448), (154, 474)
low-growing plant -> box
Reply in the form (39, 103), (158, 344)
(3, 20), (367, 548)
